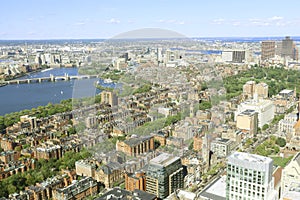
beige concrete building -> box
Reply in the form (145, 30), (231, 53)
(236, 109), (258, 136)
(243, 81), (256, 99)
(262, 41), (276, 61)
(101, 91), (118, 107)
(235, 99), (275, 128)
(243, 81), (268, 99)
(255, 82), (269, 99)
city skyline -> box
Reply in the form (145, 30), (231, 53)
(1, 0), (300, 40)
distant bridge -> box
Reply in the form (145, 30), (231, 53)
(4, 74), (99, 85)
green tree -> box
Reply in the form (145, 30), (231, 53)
(68, 126), (77, 135)
(188, 141), (194, 150)
(0, 116), (5, 133)
(198, 101), (212, 110)
(262, 124), (269, 131)
(276, 137), (286, 147)
(7, 184), (16, 194)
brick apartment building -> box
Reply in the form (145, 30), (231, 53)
(116, 135), (154, 156)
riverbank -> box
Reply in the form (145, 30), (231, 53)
(3, 66), (78, 82)
(0, 83), (7, 87)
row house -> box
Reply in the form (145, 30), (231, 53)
(0, 158), (35, 180)
(34, 144), (62, 160)
(75, 159), (123, 188)
(53, 177), (98, 200)
(0, 150), (20, 164)
(116, 135), (154, 157)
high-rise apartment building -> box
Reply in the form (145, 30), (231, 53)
(146, 153), (184, 199)
(261, 41), (275, 61)
(222, 50), (246, 63)
(243, 81), (256, 99)
(281, 36), (297, 60)
(261, 41), (276, 61)
(243, 81), (268, 99)
(255, 82), (269, 99)
(226, 152), (277, 200)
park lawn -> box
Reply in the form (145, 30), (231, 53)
(270, 156), (293, 167)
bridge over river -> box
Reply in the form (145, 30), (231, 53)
(4, 74), (98, 84)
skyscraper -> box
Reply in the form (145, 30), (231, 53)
(261, 41), (275, 61)
(281, 36), (297, 60)
(226, 152), (277, 200)
(146, 153), (184, 199)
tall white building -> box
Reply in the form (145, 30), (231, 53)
(235, 99), (275, 128)
(226, 152), (277, 200)
(222, 50), (246, 63)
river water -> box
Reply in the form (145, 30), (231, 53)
(0, 68), (112, 116)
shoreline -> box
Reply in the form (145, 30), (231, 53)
(4, 66), (78, 81)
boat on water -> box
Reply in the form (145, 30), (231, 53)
(103, 78), (113, 84)
(41, 68), (53, 72)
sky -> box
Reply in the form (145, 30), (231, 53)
(1, 0), (300, 39)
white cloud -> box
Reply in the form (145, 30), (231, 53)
(106, 18), (120, 24)
(75, 22), (86, 26)
(249, 19), (270, 26)
(158, 19), (185, 25)
(249, 16), (286, 26)
(269, 16), (284, 21)
(212, 18), (225, 25)
(232, 21), (241, 26)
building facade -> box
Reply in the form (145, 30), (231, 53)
(281, 152), (300, 197)
(222, 50), (246, 63)
(116, 135), (154, 157)
(236, 109), (258, 136)
(101, 91), (118, 107)
(53, 177), (98, 200)
(226, 152), (277, 200)
(236, 99), (275, 128)
(146, 153), (184, 199)
(281, 36), (297, 60)
(125, 171), (146, 192)
(243, 81), (268, 99)
(210, 138), (231, 158)
(261, 41), (276, 61)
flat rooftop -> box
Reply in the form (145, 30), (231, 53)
(199, 175), (226, 200)
(239, 109), (256, 116)
(213, 138), (231, 144)
(229, 152), (272, 164)
(279, 89), (293, 94)
(150, 153), (179, 167)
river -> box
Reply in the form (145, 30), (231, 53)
(0, 68), (114, 116)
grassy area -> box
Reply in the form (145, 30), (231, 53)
(224, 66), (300, 99)
(271, 156), (293, 167)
